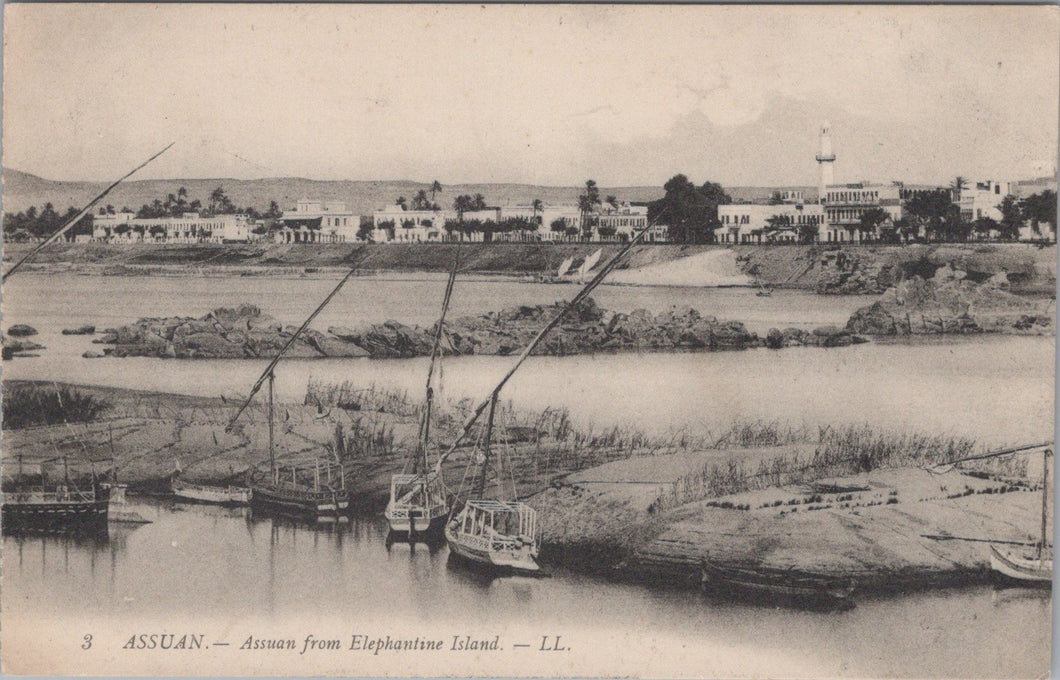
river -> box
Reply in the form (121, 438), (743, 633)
(1, 500), (1052, 678)
(1, 272), (1054, 676)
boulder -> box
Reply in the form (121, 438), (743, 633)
(82, 351), (105, 359)
(174, 332), (247, 359)
(6, 324), (37, 337)
(62, 325), (96, 335)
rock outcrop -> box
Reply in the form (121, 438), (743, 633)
(6, 324), (38, 337)
(2, 335), (45, 359)
(846, 267), (1055, 335)
(62, 325), (96, 335)
(96, 299), (868, 359)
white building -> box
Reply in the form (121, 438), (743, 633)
(92, 212), (253, 243)
(821, 183), (903, 242)
(717, 203), (824, 244)
(959, 180), (1011, 222)
(275, 200), (360, 243)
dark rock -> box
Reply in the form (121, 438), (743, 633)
(6, 324), (37, 337)
(82, 351), (105, 358)
(62, 325), (96, 335)
(847, 274), (1052, 336)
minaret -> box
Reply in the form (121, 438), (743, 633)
(815, 121), (836, 203)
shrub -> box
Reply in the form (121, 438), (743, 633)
(3, 384), (110, 429)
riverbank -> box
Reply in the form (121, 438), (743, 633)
(4, 242), (1055, 294)
(3, 380), (1046, 597)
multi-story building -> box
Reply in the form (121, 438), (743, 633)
(821, 183), (902, 242)
(717, 202), (824, 244)
(275, 200), (359, 243)
(958, 180), (1011, 222)
(92, 212), (253, 243)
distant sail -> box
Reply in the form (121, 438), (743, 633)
(578, 249), (602, 277)
(556, 256), (574, 278)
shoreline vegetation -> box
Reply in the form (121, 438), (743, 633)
(2, 380), (1049, 596)
(3, 241), (1056, 295)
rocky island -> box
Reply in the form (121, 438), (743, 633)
(90, 299), (866, 360)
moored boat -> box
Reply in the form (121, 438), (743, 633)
(171, 473), (251, 506)
(385, 249), (458, 539)
(435, 223), (656, 574)
(2, 456), (111, 534)
(989, 446), (1052, 587)
(989, 544), (1052, 586)
(445, 498), (539, 573)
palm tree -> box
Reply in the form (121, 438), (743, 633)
(396, 196), (407, 210)
(431, 180), (442, 205)
(951, 176), (967, 203)
(531, 199), (544, 226)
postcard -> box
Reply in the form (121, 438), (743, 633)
(1, 3), (1056, 677)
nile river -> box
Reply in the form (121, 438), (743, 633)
(1, 273), (1054, 677)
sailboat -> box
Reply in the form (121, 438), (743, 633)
(385, 251), (459, 537)
(555, 256), (574, 279)
(577, 248), (602, 283)
(990, 447), (1052, 586)
(225, 267), (367, 518)
(436, 222), (656, 573)
(245, 371), (348, 517)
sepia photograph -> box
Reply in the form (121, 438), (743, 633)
(1, 4), (1057, 677)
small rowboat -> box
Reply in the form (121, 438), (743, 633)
(171, 474), (250, 506)
(701, 560), (856, 611)
(989, 544), (1052, 587)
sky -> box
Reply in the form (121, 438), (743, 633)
(3, 4), (1058, 187)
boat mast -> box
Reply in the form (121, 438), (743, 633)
(434, 220), (657, 474)
(1039, 448), (1051, 563)
(472, 394), (499, 498)
(416, 249), (460, 474)
(225, 264), (363, 432)
(268, 371), (276, 479)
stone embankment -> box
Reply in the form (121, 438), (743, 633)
(91, 300), (865, 359)
(846, 265), (1055, 335)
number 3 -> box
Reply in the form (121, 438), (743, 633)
(82, 634), (92, 650)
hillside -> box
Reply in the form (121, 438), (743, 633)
(1, 168), (812, 216)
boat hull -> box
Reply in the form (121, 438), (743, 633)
(2, 493), (110, 534)
(386, 511), (447, 537)
(250, 484), (347, 516)
(444, 526), (540, 574)
(990, 545), (1053, 587)
(172, 478), (251, 506)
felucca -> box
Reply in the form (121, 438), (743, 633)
(435, 223), (655, 573)
(225, 267), (365, 518)
(385, 251), (460, 537)
(990, 446), (1052, 586)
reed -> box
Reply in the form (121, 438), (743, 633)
(2, 384), (111, 429)
(661, 424), (981, 510)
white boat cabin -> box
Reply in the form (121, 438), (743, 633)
(454, 499), (537, 548)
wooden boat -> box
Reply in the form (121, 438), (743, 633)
(385, 250), (458, 538)
(701, 560), (856, 611)
(990, 446), (1052, 587)
(990, 544), (1052, 586)
(436, 224), (656, 574)
(225, 269), (368, 517)
(2, 456), (110, 534)
(446, 499), (539, 572)
(171, 473), (251, 506)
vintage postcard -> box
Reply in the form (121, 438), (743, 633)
(1, 3), (1056, 677)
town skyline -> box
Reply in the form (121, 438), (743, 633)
(3, 5), (1058, 187)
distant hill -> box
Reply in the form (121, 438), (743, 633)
(1, 167), (813, 216)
